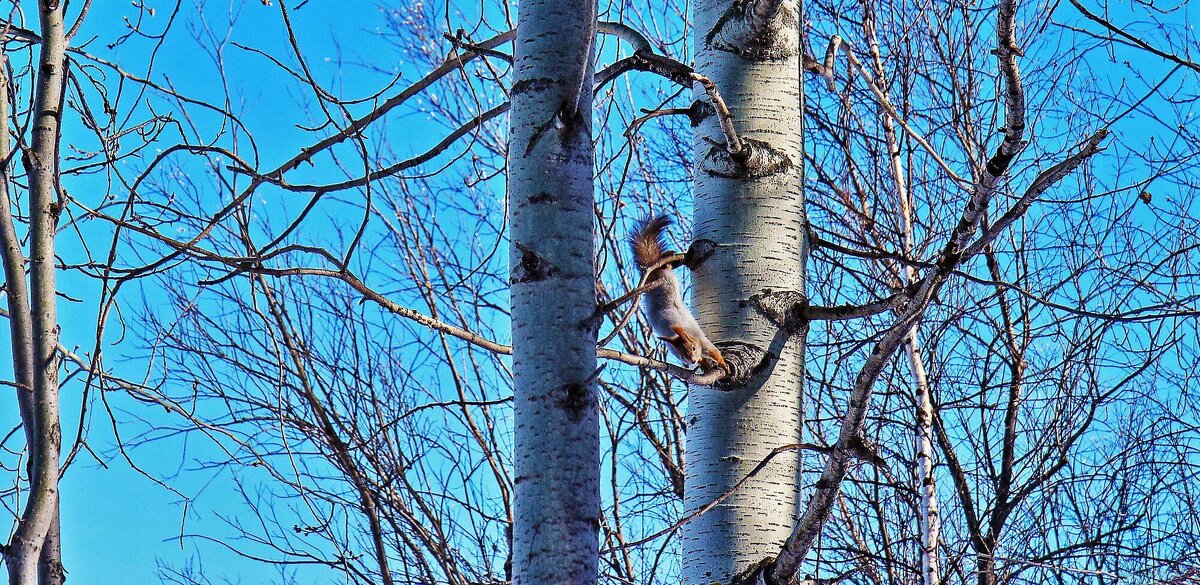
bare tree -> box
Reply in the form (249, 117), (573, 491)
(3, 0), (1197, 584)
(2, 2), (252, 583)
(2, 1), (71, 582)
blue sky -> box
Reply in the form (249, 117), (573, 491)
(3, 1), (456, 582)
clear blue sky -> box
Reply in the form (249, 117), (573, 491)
(3, 1), (452, 582)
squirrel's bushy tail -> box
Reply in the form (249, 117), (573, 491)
(630, 215), (671, 270)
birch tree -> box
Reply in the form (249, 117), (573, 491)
(682, 1), (807, 582)
(2, 1), (69, 582)
(507, 1), (601, 584)
(2, 2), (245, 583)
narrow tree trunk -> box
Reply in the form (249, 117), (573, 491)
(0, 56), (36, 465)
(906, 333), (941, 585)
(36, 511), (63, 585)
(862, 1), (943, 573)
(506, 2), (599, 585)
(0, 54), (46, 585)
(684, 1), (806, 582)
(4, 1), (67, 583)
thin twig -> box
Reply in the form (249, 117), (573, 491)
(690, 72), (744, 157)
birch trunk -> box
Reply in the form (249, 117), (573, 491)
(4, 1), (67, 583)
(863, 2), (943, 575)
(0, 57), (36, 475)
(684, 2), (807, 582)
(856, 2), (943, 575)
(906, 332), (941, 585)
(506, 2), (599, 585)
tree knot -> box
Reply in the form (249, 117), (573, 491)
(752, 289), (807, 334)
(511, 243), (557, 284)
(705, 0), (800, 61)
(709, 341), (773, 390)
(702, 138), (793, 179)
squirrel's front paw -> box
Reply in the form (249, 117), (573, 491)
(700, 347), (729, 374)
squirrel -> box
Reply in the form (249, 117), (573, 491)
(630, 215), (727, 373)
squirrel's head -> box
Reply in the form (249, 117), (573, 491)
(664, 335), (703, 366)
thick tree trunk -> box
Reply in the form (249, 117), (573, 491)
(4, 1), (66, 584)
(683, 1), (806, 583)
(506, 2), (599, 585)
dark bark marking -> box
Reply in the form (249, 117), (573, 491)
(984, 149), (1016, 177)
(524, 100), (591, 156)
(686, 100), (715, 126)
(511, 243), (556, 283)
(511, 77), (559, 95)
(730, 557), (776, 585)
(684, 239), (719, 271)
(556, 382), (590, 420)
(711, 342), (774, 390)
(752, 289), (807, 333)
(528, 191), (557, 204)
(702, 138), (793, 179)
(704, 1), (799, 61)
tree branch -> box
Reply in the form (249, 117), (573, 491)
(765, 1), (1110, 577)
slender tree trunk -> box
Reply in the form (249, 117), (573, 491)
(0, 55), (36, 470)
(4, 1), (66, 583)
(36, 512), (63, 585)
(0, 54), (46, 585)
(684, 1), (806, 582)
(861, 1), (943, 575)
(906, 332), (941, 585)
(506, 1), (599, 585)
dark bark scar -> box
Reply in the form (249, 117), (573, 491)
(511, 242), (556, 283)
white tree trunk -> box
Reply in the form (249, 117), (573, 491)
(684, 1), (806, 582)
(858, 2), (943, 575)
(906, 332), (941, 585)
(5, 1), (66, 583)
(864, 2), (943, 573)
(507, 2), (599, 585)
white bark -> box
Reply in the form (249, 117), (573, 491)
(860, 4), (943, 577)
(906, 332), (941, 585)
(0, 57), (36, 469)
(5, 1), (66, 583)
(684, 1), (806, 583)
(507, 2), (600, 585)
